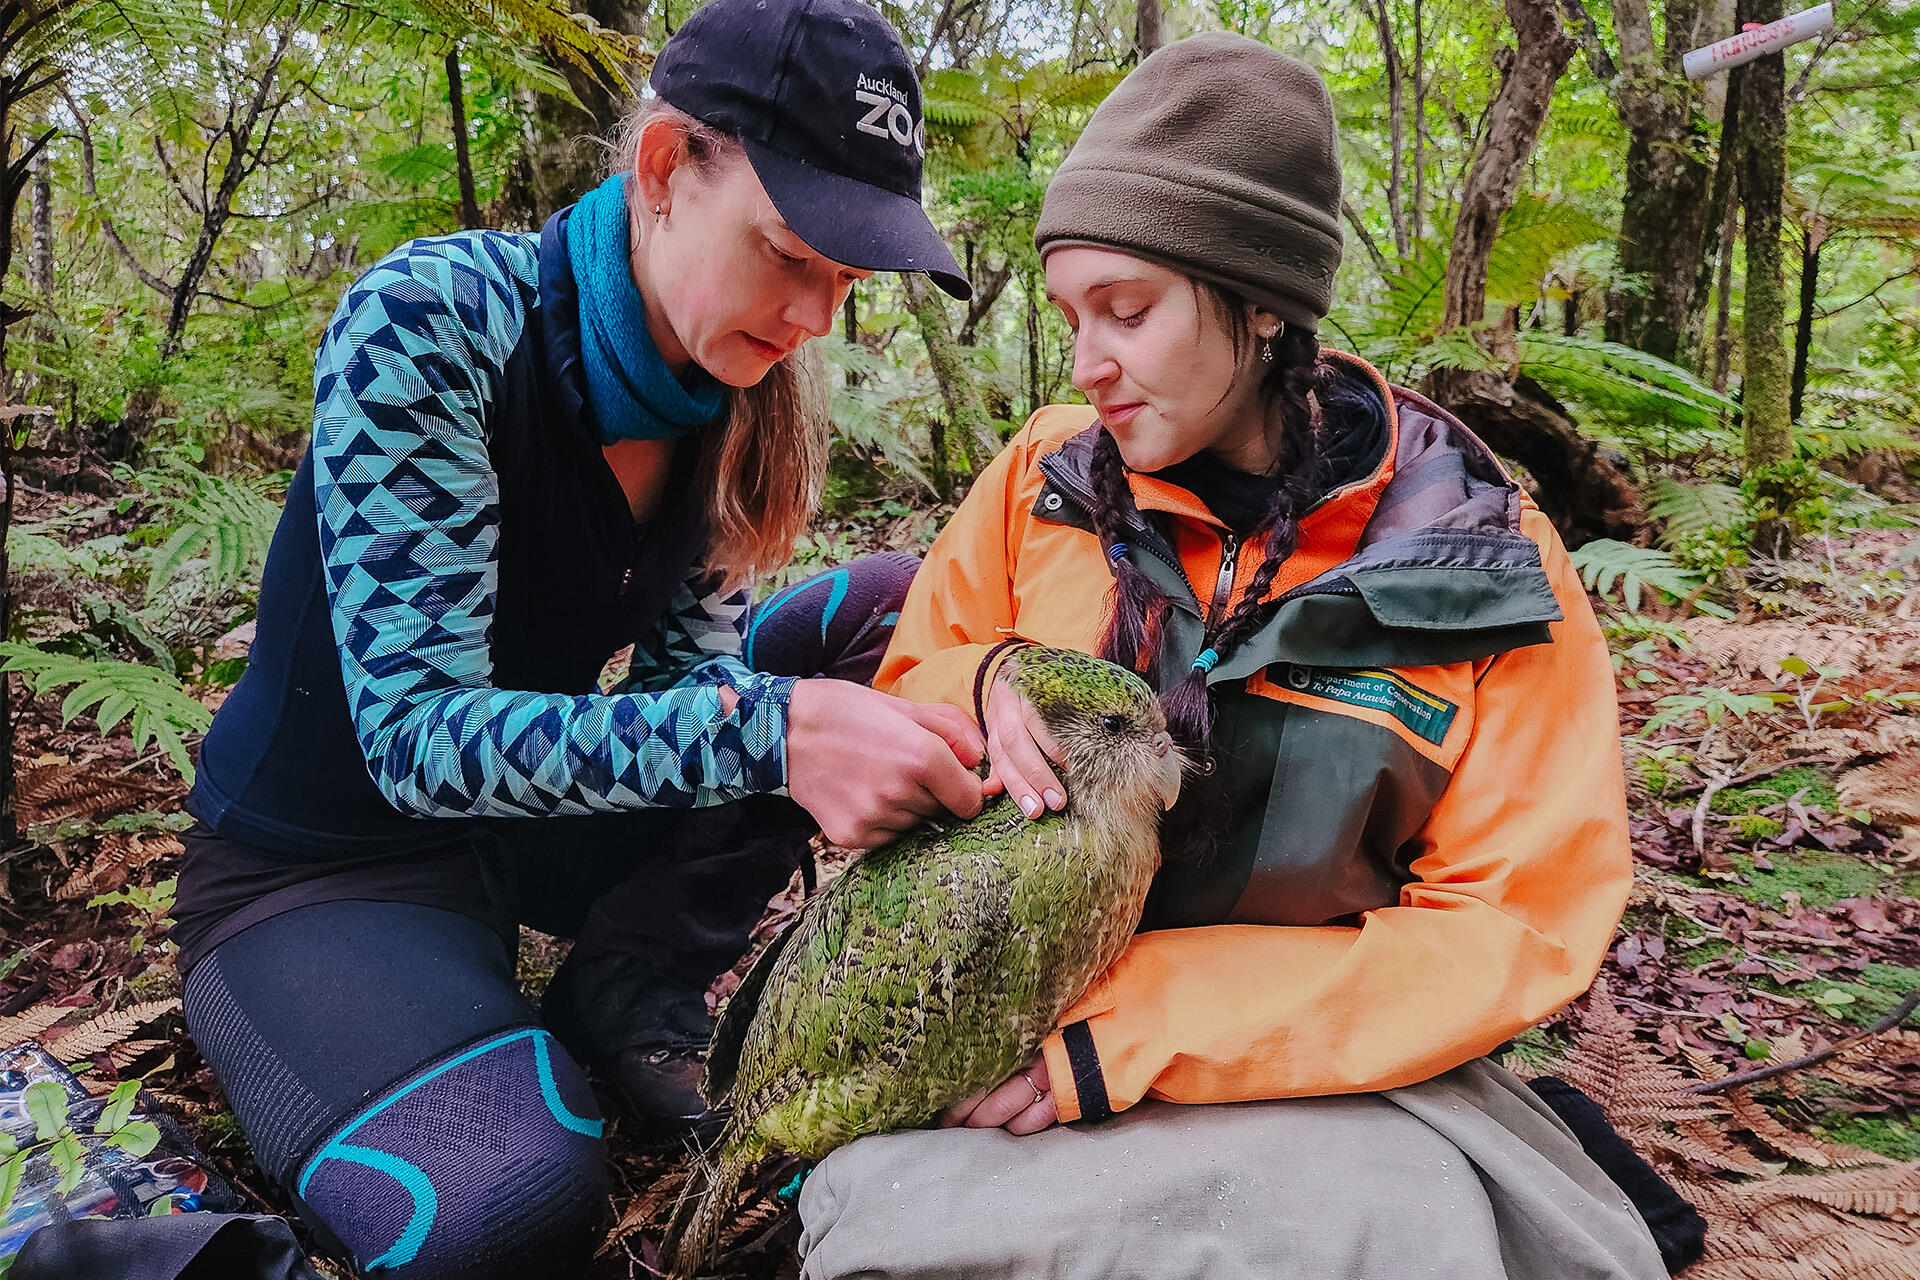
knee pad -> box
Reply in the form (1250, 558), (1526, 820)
(295, 1028), (608, 1280)
(745, 550), (919, 681)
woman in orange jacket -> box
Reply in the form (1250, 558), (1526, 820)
(793, 32), (1669, 1280)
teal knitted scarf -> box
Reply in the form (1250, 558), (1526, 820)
(567, 173), (724, 445)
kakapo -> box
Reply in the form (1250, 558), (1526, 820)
(662, 647), (1183, 1275)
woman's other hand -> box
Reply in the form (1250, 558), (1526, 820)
(983, 680), (1066, 821)
(938, 1056), (1058, 1135)
(786, 680), (987, 848)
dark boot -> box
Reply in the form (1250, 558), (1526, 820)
(541, 797), (813, 1141)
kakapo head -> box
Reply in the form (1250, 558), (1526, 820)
(998, 646), (1184, 820)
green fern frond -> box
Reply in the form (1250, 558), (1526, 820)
(7, 528), (104, 579)
(1377, 239), (1450, 339)
(1485, 196), (1610, 308)
(1569, 539), (1707, 612)
(127, 455), (285, 601)
(1517, 333), (1736, 437)
(0, 646), (210, 780)
(1647, 478), (1742, 551)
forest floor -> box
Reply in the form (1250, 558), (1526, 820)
(2, 485), (1917, 1278)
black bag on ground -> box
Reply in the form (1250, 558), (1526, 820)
(13, 1213), (325, 1280)
(1529, 1075), (1709, 1274)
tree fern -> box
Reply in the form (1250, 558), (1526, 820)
(1484, 195), (1610, 310)
(1647, 477), (1743, 552)
(1568, 538), (1708, 612)
(7, 526), (106, 579)
(1516, 333), (1737, 447)
(125, 454), (285, 601)
(0, 645), (210, 780)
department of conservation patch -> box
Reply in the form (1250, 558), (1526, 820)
(1276, 665), (1459, 746)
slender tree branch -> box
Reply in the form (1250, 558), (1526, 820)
(1342, 198), (1390, 274)
(1682, 990), (1920, 1095)
(60, 89), (175, 301)
(1787, 0), (1884, 99)
(222, 185), (348, 221)
(151, 136), (203, 215)
(1815, 263), (1920, 319)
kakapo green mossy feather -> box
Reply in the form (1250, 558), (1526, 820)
(661, 648), (1182, 1277)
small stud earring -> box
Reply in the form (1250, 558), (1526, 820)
(653, 204), (663, 215)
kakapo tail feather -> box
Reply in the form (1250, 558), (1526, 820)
(660, 1139), (749, 1278)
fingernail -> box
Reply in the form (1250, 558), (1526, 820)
(1019, 795), (1039, 818)
(1043, 789), (1063, 811)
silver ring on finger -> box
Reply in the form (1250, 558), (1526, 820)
(1021, 1071), (1045, 1105)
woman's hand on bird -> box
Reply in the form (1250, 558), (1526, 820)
(786, 680), (988, 848)
(938, 1056), (1058, 1135)
(983, 679), (1067, 821)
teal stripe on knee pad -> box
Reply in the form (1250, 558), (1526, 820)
(532, 1029), (602, 1136)
(296, 1028), (602, 1270)
(324, 1143), (439, 1270)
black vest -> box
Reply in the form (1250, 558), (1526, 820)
(187, 211), (711, 857)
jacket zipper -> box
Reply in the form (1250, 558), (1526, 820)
(618, 526), (646, 597)
(1207, 532), (1239, 630)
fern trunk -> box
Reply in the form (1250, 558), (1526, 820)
(1732, 0), (1794, 555)
(1789, 218), (1822, 425)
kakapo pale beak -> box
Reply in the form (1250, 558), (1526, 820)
(1153, 741), (1183, 811)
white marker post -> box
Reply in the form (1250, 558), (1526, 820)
(1683, 2), (1834, 79)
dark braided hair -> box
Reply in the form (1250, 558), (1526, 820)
(1088, 298), (1331, 855)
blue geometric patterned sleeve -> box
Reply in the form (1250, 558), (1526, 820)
(310, 232), (793, 818)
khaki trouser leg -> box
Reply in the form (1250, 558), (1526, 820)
(797, 1058), (1666, 1280)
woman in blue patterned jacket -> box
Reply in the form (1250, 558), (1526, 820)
(172, 3), (982, 1275)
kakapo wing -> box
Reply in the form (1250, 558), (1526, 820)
(725, 799), (1088, 1155)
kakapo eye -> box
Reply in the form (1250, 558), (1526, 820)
(1098, 713), (1128, 734)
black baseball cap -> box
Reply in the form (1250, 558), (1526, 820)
(651, 0), (971, 299)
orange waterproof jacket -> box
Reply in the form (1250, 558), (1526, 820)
(875, 352), (1631, 1122)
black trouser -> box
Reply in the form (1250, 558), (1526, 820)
(180, 553), (919, 1280)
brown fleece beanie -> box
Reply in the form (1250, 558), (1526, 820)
(1035, 32), (1343, 330)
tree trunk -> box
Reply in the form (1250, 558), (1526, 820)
(1411, 0), (1427, 243)
(1732, 0), (1793, 555)
(1025, 274), (1041, 421)
(506, 0), (649, 224)
(1710, 190), (1737, 393)
(1788, 216), (1822, 424)
(1362, 0), (1409, 256)
(26, 146), (52, 405)
(1603, 0), (1718, 364)
(1135, 0), (1163, 59)
(447, 49), (483, 230)
(1695, 68), (1742, 384)
(1436, 2), (1572, 332)
(1608, 131), (1716, 362)
(29, 150), (50, 301)
(1425, 0), (1644, 546)
(906, 274), (995, 495)
(843, 289), (861, 388)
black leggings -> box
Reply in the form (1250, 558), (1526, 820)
(182, 553), (920, 1279)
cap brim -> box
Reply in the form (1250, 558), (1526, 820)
(740, 139), (971, 301)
